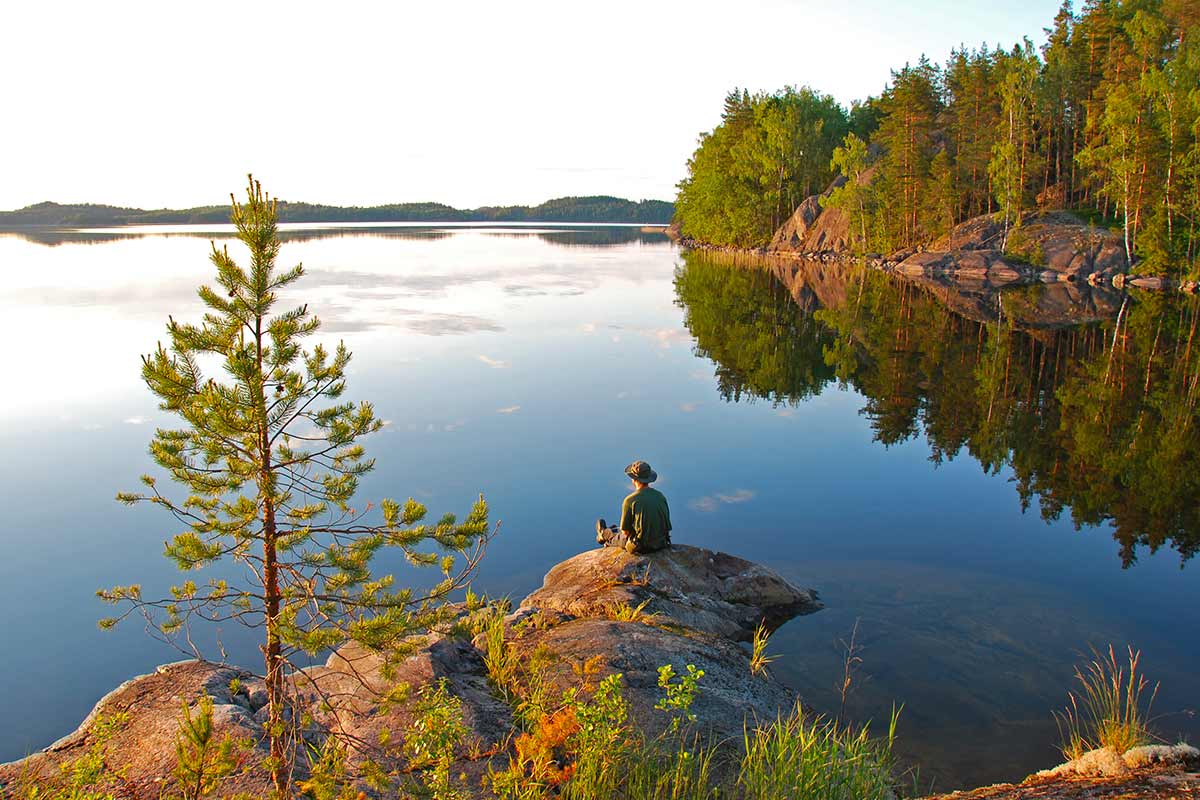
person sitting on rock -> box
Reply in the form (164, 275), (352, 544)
(596, 460), (672, 554)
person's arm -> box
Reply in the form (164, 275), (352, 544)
(619, 494), (635, 536)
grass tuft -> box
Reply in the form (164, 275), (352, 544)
(1053, 644), (1159, 760)
(482, 611), (521, 706)
(605, 599), (654, 623)
(738, 704), (899, 800)
(749, 622), (776, 678)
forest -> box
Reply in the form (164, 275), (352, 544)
(674, 0), (1200, 276)
(0, 195), (674, 226)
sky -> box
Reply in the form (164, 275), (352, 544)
(2, 0), (1069, 211)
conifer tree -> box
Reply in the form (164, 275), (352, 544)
(990, 39), (1041, 250)
(101, 177), (493, 796)
(874, 58), (943, 248)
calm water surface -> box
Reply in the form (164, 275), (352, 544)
(0, 224), (1196, 791)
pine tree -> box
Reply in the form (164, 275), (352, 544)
(989, 39), (1041, 250)
(173, 694), (242, 800)
(1041, 1), (1082, 200)
(926, 148), (959, 242)
(101, 177), (493, 795)
(946, 45), (1002, 218)
(874, 58), (943, 248)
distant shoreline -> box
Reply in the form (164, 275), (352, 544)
(0, 195), (674, 227)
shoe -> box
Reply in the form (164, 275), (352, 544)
(596, 518), (613, 546)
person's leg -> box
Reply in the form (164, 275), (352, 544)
(596, 519), (625, 546)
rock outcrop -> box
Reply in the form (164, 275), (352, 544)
(0, 661), (275, 799)
(921, 744), (1200, 800)
(918, 211), (1128, 277)
(768, 171), (872, 255)
(0, 544), (820, 798)
(518, 544), (821, 641)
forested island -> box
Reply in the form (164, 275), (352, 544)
(0, 195), (673, 227)
(674, 0), (1199, 278)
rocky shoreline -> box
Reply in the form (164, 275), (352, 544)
(2, 545), (1196, 799)
(668, 208), (1199, 296)
(0, 545), (819, 798)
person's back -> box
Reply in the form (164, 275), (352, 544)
(620, 485), (671, 553)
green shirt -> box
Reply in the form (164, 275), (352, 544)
(619, 487), (672, 553)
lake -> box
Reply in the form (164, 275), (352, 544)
(0, 223), (1196, 791)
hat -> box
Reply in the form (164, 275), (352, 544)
(624, 460), (658, 483)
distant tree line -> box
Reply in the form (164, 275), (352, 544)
(676, 0), (1200, 276)
(0, 195), (674, 226)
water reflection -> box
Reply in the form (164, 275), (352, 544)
(0, 224), (666, 249)
(675, 252), (1200, 567)
(2, 227), (1194, 789)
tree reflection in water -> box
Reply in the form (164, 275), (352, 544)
(674, 251), (1200, 567)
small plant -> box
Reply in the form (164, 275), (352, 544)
(837, 618), (864, 725)
(1003, 227), (1046, 267)
(606, 599), (653, 623)
(173, 694), (245, 800)
(749, 622), (776, 678)
(296, 737), (359, 800)
(404, 678), (469, 800)
(511, 707), (582, 789)
(739, 705), (899, 800)
(655, 664), (704, 733)
(584, 732), (719, 800)
(570, 655), (604, 693)
(482, 612), (521, 706)
(1053, 645), (1159, 760)
(513, 644), (559, 730)
(631, 563), (653, 587)
(569, 673), (630, 768)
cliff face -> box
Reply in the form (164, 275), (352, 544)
(0, 544), (820, 799)
(768, 172), (863, 255)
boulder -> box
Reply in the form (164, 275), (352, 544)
(1035, 743), (1200, 780)
(0, 661), (274, 799)
(769, 193), (826, 251)
(928, 215), (1005, 252)
(1129, 275), (1173, 290)
(518, 543), (822, 641)
(1036, 182), (1067, 209)
(921, 212), (1128, 277)
(301, 636), (514, 787)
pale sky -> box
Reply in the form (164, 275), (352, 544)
(2, 0), (1066, 211)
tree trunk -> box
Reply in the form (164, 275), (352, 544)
(263, 498), (285, 797)
(255, 311), (288, 797)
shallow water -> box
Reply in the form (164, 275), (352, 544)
(0, 224), (1195, 790)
